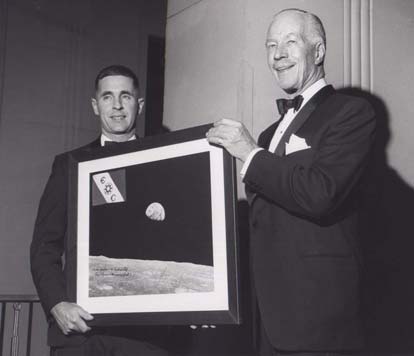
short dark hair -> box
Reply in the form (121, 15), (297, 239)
(94, 65), (140, 92)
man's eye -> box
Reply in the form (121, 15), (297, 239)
(266, 43), (276, 49)
(102, 95), (112, 101)
(287, 40), (296, 44)
(122, 94), (132, 100)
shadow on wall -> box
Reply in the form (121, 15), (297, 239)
(339, 88), (414, 353)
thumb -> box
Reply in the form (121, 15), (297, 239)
(78, 308), (94, 320)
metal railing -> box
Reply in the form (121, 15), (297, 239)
(0, 294), (40, 356)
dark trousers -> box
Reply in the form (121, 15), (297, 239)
(51, 335), (169, 356)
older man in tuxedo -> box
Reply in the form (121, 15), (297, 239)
(207, 8), (376, 356)
(31, 65), (171, 356)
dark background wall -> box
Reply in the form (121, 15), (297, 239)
(0, 0), (167, 354)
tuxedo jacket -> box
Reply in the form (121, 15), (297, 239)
(244, 86), (376, 351)
(30, 139), (173, 348)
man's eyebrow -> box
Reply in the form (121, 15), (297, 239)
(266, 32), (298, 41)
(99, 90), (134, 97)
(120, 90), (134, 96)
(99, 90), (113, 97)
(265, 32), (301, 46)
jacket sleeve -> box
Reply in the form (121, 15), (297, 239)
(30, 154), (68, 316)
(243, 97), (376, 219)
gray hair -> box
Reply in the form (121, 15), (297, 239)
(275, 8), (326, 49)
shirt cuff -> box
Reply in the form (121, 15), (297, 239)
(240, 148), (264, 178)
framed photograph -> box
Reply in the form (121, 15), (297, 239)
(66, 124), (240, 326)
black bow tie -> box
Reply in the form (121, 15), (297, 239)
(276, 95), (304, 115)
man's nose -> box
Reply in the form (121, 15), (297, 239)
(274, 44), (287, 60)
(112, 96), (123, 109)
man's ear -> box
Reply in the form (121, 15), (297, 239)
(91, 98), (99, 115)
(138, 98), (145, 115)
(314, 42), (326, 65)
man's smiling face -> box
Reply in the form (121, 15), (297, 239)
(91, 75), (143, 139)
(265, 11), (321, 95)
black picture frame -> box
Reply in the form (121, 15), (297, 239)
(66, 124), (240, 326)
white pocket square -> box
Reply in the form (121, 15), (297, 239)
(285, 134), (311, 155)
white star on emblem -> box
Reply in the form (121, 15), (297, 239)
(104, 183), (113, 194)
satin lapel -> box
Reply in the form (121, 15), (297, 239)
(259, 119), (283, 149)
(273, 85), (335, 156)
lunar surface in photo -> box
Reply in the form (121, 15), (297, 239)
(89, 255), (214, 297)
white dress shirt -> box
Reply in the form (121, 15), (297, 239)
(240, 78), (328, 177)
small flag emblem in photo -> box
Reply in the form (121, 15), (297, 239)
(92, 170), (126, 206)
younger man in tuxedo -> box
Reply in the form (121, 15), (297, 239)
(207, 8), (376, 356)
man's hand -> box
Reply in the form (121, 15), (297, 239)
(50, 301), (94, 335)
(206, 119), (258, 162)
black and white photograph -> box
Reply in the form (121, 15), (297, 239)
(1, 0), (414, 355)
(88, 153), (215, 298)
